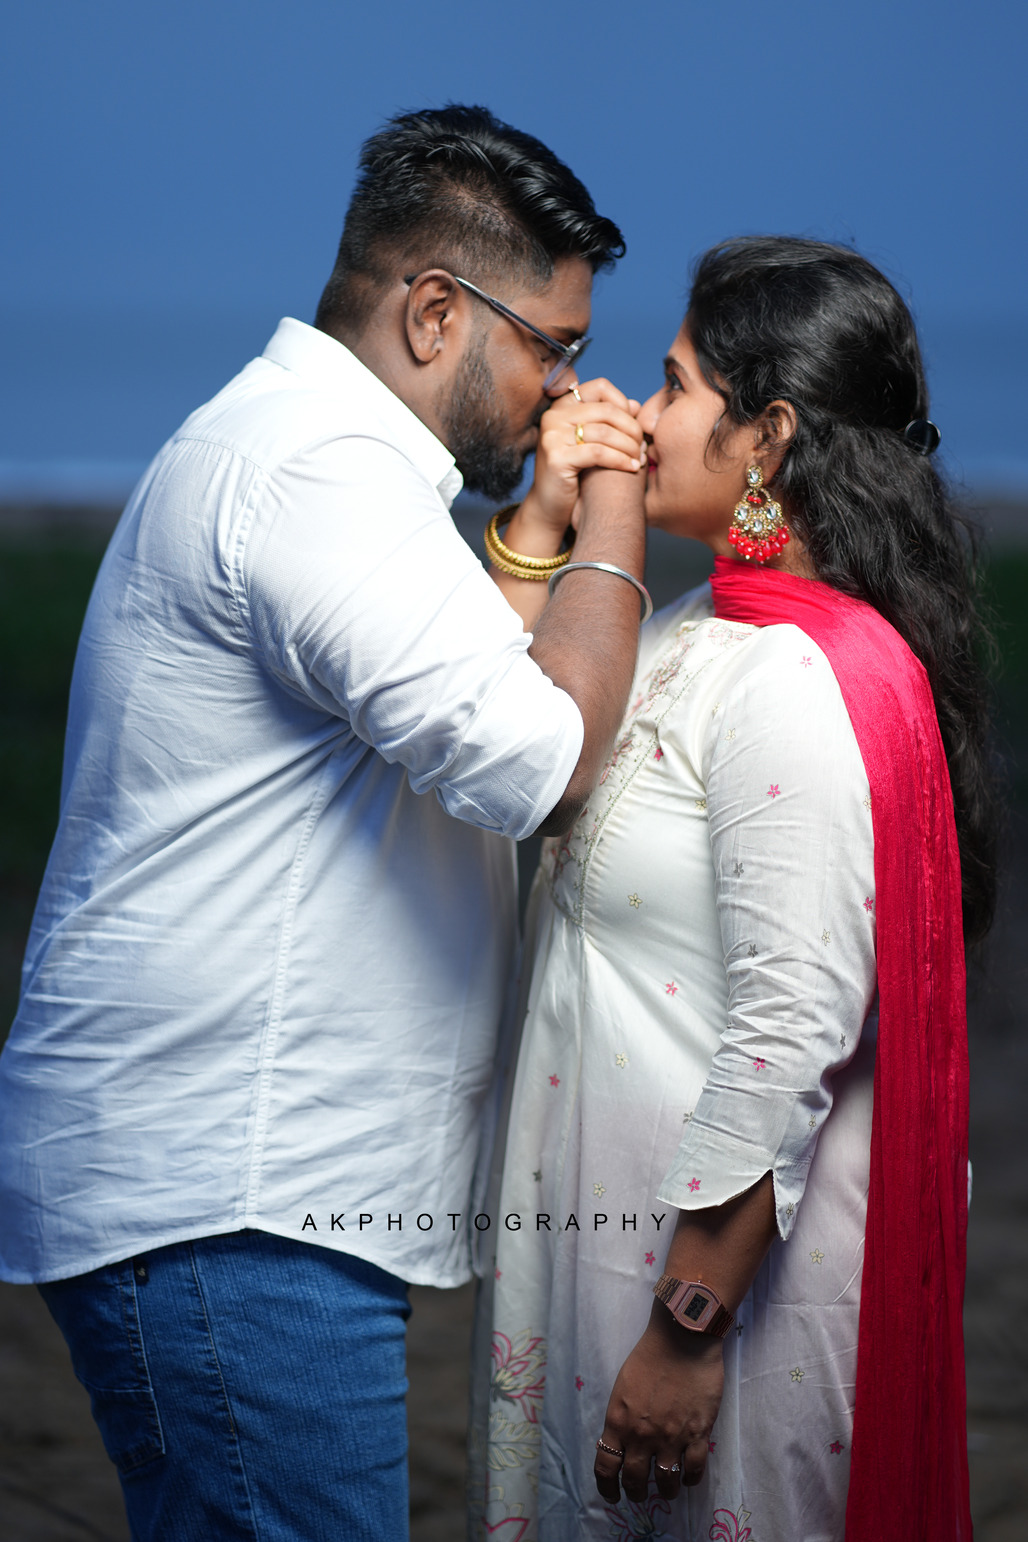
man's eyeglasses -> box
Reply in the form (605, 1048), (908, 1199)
(403, 272), (590, 390)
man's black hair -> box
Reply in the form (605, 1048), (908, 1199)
(315, 104), (625, 334)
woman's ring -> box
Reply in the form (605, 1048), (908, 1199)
(595, 1438), (624, 1460)
(655, 1461), (681, 1474)
(575, 423), (586, 445)
(570, 385), (583, 403)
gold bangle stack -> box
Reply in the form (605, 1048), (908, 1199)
(484, 504), (575, 581)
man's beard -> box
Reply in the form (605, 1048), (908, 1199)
(443, 336), (532, 503)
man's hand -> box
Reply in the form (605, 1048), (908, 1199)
(518, 378), (644, 544)
(594, 1302), (725, 1505)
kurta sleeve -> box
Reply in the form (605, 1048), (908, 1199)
(657, 622), (877, 1238)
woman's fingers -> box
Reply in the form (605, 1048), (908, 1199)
(538, 414), (645, 468)
(564, 421), (645, 459)
(566, 444), (645, 475)
(543, 396), (644, 449)
(595, 1439), (694, 1505)
(681, 1433), (710, 1487)
(565, 376), (638, 414)
(619, 1447), (655, 1503)
(593, 1431), (625, 1503)
(653, 1449), (684, 1500)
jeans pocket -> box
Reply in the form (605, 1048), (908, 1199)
(40, 1258), (165, 1473)
(79, 1383), (165, 1473)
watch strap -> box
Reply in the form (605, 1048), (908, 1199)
(653, 1273), (735, 1339)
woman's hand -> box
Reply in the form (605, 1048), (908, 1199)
(593, 1178), (776, 1505)
(490, 378), (645, 634)
(594, 1301), (725, 1505)
(516, 378), (645, 547)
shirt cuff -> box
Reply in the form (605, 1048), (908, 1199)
(431, 672), (584, 841)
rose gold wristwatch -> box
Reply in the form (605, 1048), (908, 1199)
(652, 1274), (735, 1338)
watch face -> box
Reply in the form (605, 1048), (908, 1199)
(683, 1290), (710, 1322)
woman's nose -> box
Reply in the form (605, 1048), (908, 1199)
(637, 389), (662, 435)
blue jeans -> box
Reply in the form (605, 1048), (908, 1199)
(39, 1230), (411, 1540)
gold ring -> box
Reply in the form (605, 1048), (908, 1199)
(570, 385), (583, 403)
(575, 423), (586, 445)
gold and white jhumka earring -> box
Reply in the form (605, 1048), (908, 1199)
(728, 465), (790, 564)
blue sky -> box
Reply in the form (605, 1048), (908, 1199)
(1, 0), (1024, 496)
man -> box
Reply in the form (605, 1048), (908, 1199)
(0, 105), (645, 1538)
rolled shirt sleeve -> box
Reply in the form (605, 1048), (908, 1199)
(239, 434), (584, 840)
(657, 625), (877, 1237)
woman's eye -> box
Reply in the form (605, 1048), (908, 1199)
(665, 373), (682, 394)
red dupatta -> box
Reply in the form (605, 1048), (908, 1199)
(709, 555), (972, 1540)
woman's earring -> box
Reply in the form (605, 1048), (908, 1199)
(728, 466), (790, 564)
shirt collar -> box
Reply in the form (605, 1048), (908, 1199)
(262, 318), (464, 508)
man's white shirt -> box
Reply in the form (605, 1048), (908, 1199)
(0, 319), (583, 1286)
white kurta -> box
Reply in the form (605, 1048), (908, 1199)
(469, 587), (878, 1542)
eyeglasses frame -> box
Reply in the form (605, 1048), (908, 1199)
(403, 271), (590, 390)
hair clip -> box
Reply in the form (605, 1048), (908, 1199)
(902, 420), (941, 455)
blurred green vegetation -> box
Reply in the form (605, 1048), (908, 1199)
(982, 552), (1028, 796)
(1, 529), (1026, 1034)
(0, 534), (112, 1031)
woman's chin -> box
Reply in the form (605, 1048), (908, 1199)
(644, 503), (688, 537)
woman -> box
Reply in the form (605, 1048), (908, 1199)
(468, 237), (995, 1541)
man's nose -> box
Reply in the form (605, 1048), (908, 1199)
(546, 367), (579, 399)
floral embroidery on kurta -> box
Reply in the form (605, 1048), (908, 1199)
(708, 1509), (753, 1542)
(605, 1495), (673, 1540)
(490, 1330), (546, 1424)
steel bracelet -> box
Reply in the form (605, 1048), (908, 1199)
(547, 560), (653, 624)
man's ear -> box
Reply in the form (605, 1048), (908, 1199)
(404, 270), (466, 364)
(754, 399), (798, 481)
